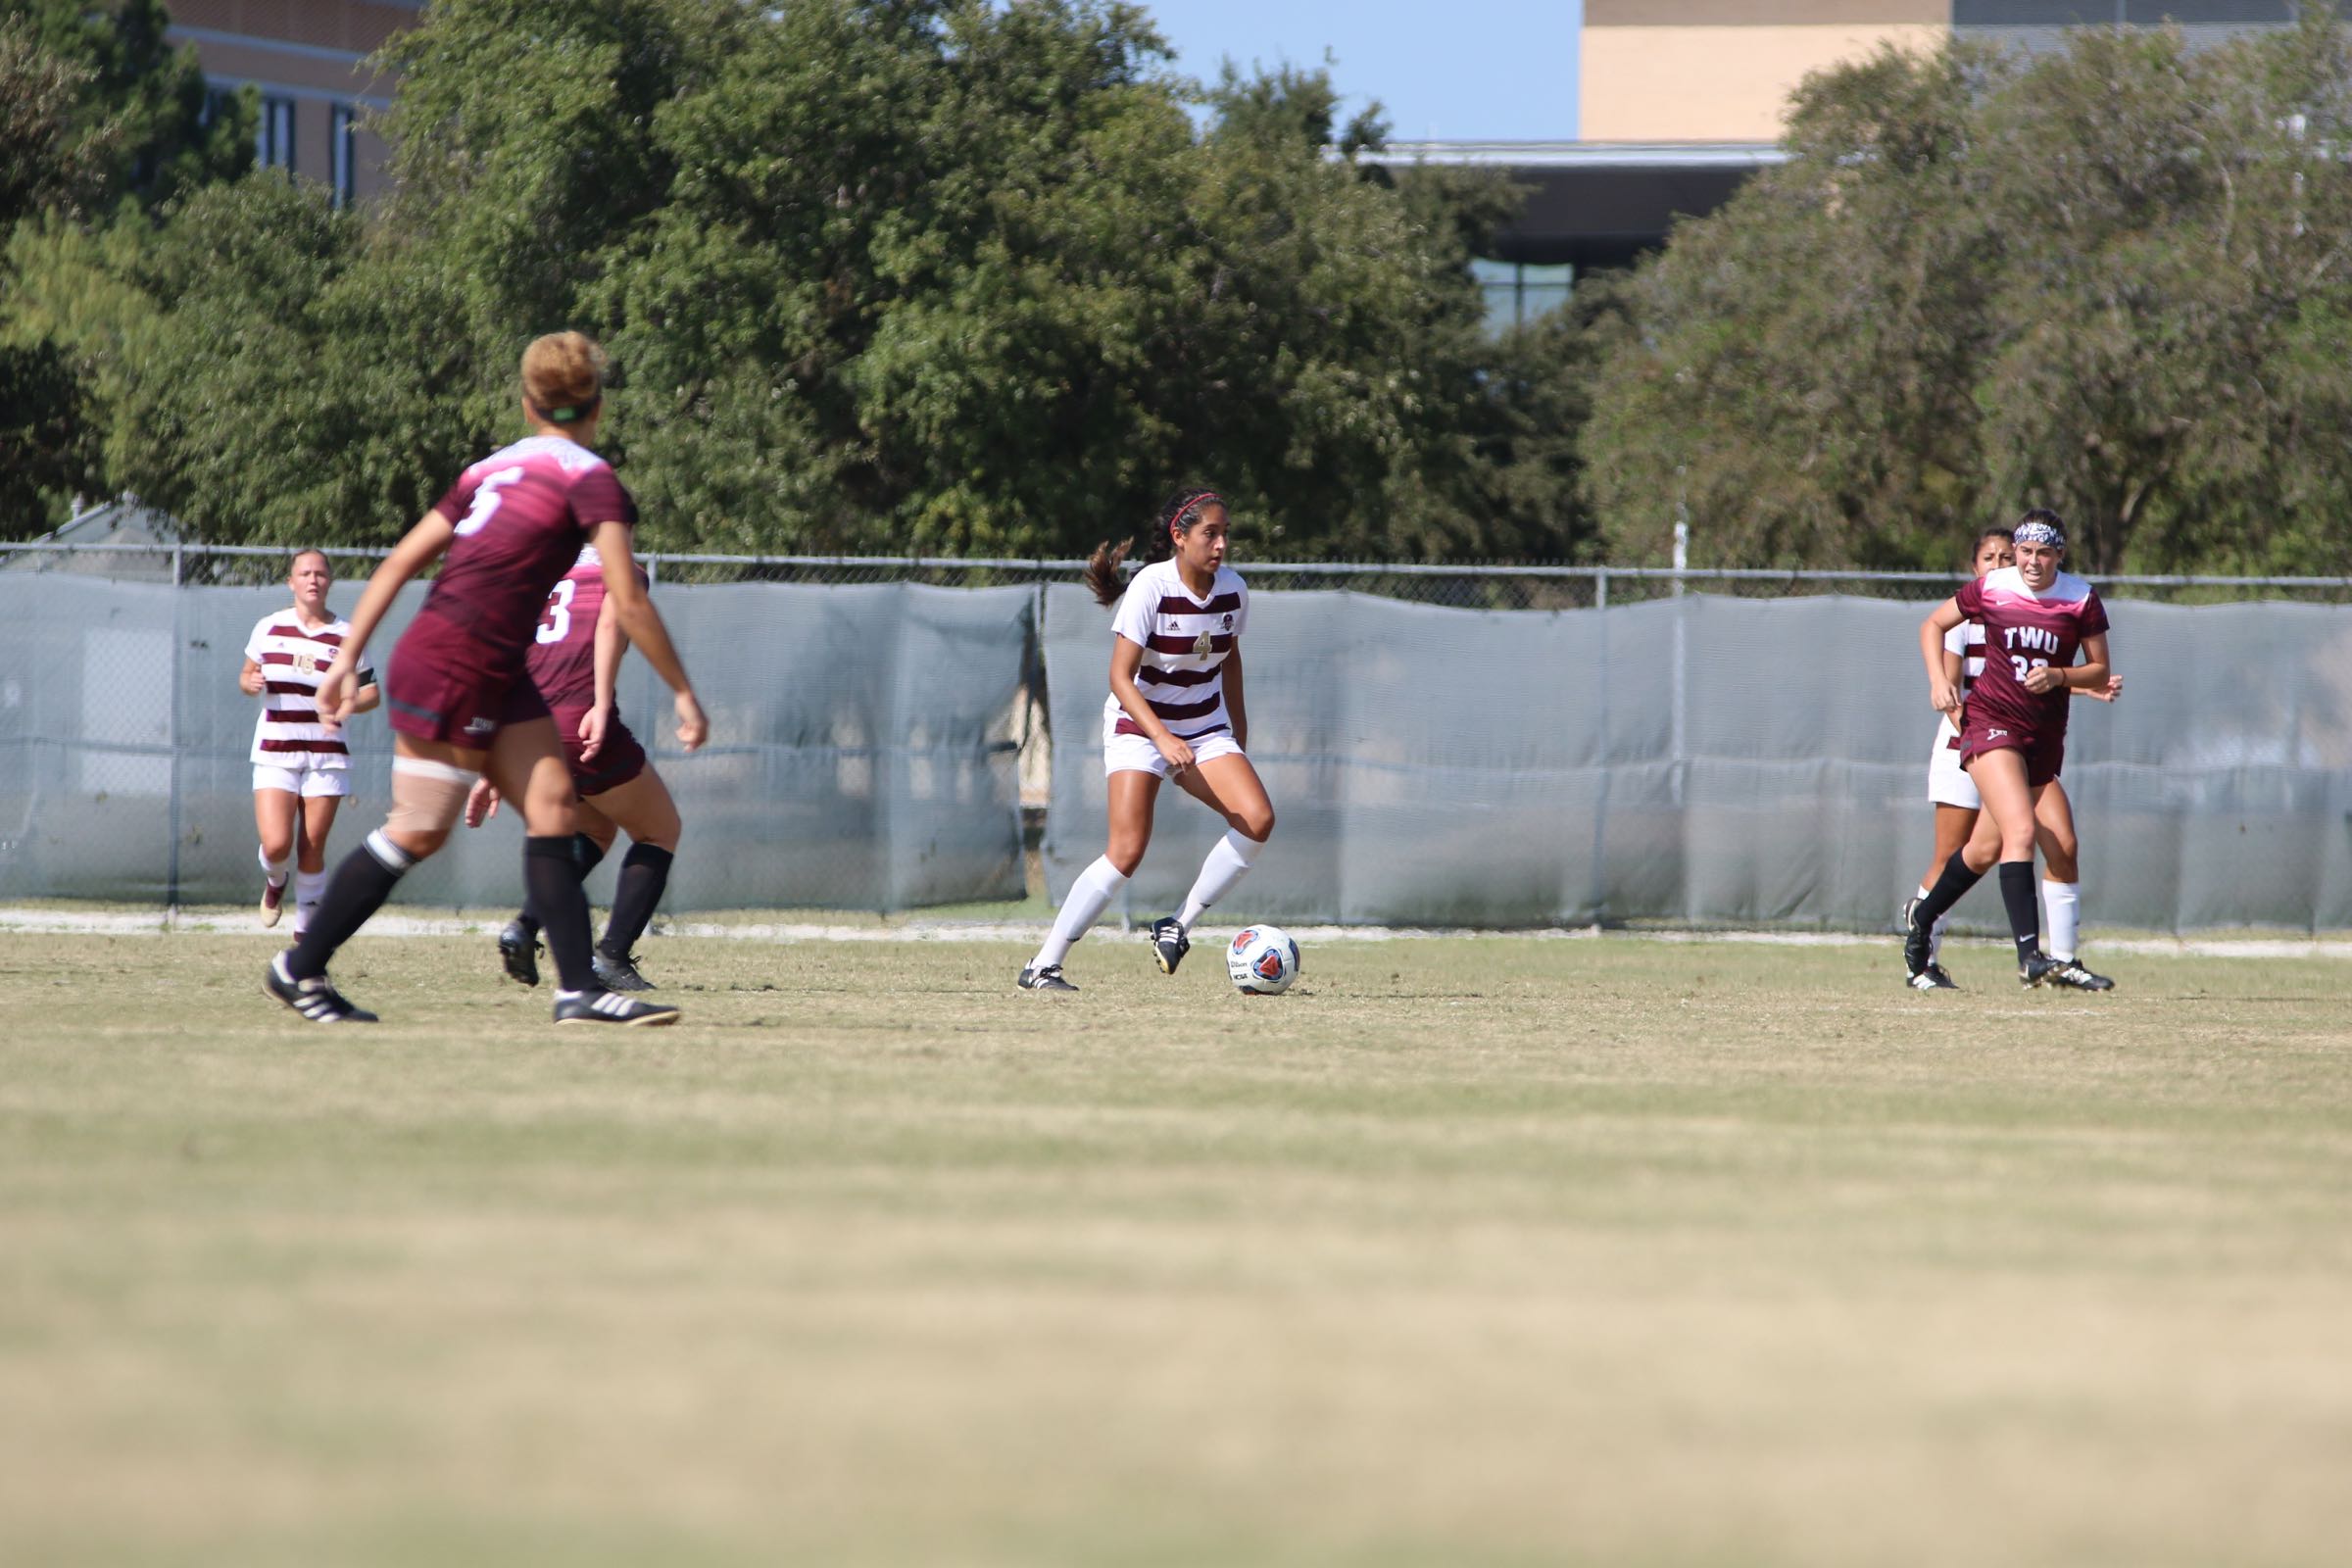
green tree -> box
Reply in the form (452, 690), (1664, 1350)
(106, 0), (1581, 561)
(1584, 11), (2352, 576)
(4, 0), (252, 216)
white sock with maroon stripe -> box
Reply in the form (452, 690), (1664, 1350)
(1033, 857), (1128, 970)
(260, 843), (291, 886)
(2041, 879), (2081, 961)
(1178, 829), (1261, 935)
(292, 868), (326, 934)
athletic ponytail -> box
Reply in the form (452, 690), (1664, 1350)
(1084, 486), (1223, 609)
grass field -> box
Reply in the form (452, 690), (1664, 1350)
(3, 926), (2349, 1567)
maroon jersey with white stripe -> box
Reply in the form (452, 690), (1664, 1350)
(244, 611), (373, 767)
(403, 435), (636, 685)
(526, 544), (647, 710)
(1105, 558), (1248, 741)
(1954, 567), (2109, 739)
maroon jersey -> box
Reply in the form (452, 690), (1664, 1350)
(526, 544), (647, 710)
(1953, 566), (2109, 741)
(404, 436), (636, 686)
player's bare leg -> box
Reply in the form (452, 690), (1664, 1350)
(1970, 751), (2061, 987)
(1906, 773), (2015, 987)
(1905, 803), (1976, 988)
(1156, 753), (1276, 975)
(579, 770), (681, 992)
(1023, 772), (1158, 991)
(2033, 781), (2111, 990)
(254, 788), (298, 927)
(485, 719), (675, 1026)
(498, 793), (615, 988)
(268, 732), (487, 1023)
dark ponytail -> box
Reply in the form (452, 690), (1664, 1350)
(1084, 485), (1223, 609)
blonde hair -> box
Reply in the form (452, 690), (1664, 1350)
(520, 331), (606, 424)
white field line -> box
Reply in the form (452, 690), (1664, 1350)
(1, 906), (2347, 959)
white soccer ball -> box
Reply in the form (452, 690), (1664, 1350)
(1226, 924), (1300, 996)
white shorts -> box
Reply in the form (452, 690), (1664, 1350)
(1102, 715), (1247, 779)
(1926, 724), (1979, 810)
(253, 764), (352, 799)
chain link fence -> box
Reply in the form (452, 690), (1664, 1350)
(11, 540), (2350, 605)
(6, 540), (2350, 926)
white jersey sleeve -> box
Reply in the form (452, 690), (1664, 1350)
(1110, 575), (1156, 647)
(245, 613), (274, 665)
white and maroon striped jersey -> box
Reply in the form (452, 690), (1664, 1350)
(1104, 558), (1249, 743)
(1937, 617), (1985, 749)
(244, 611), (374, 769)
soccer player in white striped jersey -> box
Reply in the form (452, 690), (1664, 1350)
(237, 550), (378, 934)
(1019, 488), (1276, 991)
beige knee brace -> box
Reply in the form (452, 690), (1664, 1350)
(385, 757), (475, 836)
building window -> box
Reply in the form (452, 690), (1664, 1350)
(331, 105), (358, 208)
(1472, 260), (1574, 334)
(257, 95), (297, 172)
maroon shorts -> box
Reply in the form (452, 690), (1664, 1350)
(1960, 717), (2065, 788)
(555, 705), (648, 797)
(382, 639), (549, 749)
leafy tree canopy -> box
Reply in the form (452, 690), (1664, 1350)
(99, 0), (1591, 561)
(1583, 9), (2352, 575)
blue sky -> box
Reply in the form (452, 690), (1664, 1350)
(1135, 0), (1584, 142)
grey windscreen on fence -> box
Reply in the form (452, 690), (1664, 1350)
(1044, 585), (2352, 932)
(4, 569), (2348, 929)
(0, 574), (1030, 911)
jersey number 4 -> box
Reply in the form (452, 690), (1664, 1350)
(536, 578), (576, 646)
(454, 466), (526, 537)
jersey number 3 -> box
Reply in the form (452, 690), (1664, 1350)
(536, 578), (575, 646)
(454, 466), (526, 537)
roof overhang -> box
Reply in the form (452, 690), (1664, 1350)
(1360, 140), (1788, 270)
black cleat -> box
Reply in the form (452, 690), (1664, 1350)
(498, 919), (541, 987)
(1907, 962), (1959, 992)
(1017, 963), (1077, 992)
(265, 952), (377, 1023)
(2019, 952), (2064, 989)
(592, 949), (654, 992)
(1150, 916), (1190, 976)
(2043, 957), (2115, 992)
(1902, 900), (1935, 987)
(554, 989), (679, 1026)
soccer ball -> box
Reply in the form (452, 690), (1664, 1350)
(1227, 924), (1300, 995)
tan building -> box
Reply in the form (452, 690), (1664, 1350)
(167, 0), (421, 206)
(1582, 1), (2296, 144)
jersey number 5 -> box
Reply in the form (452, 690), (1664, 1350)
(454, 466), (526, 537)
(536, 577), (575, 646)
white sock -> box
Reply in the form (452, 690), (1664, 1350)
(1917, 883), (1952, 965)
(1179, 829), (1263, 934)
(260, 844), (291, 885)
(1033, 856), (1128, 970)
(292, 868), (326, 935)
(2042, 879), (2081, 961)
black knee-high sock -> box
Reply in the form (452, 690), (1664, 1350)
(286, 831), (412, 980)
(1910, 849), (1986, 931)
(516, 833), (607, 935)
(600, 843), (674, 958)
(1998, 860), (2042, 960)
(525, 835), (597, 992)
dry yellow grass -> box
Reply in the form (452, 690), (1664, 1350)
(1, 930), (2347, 1566)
